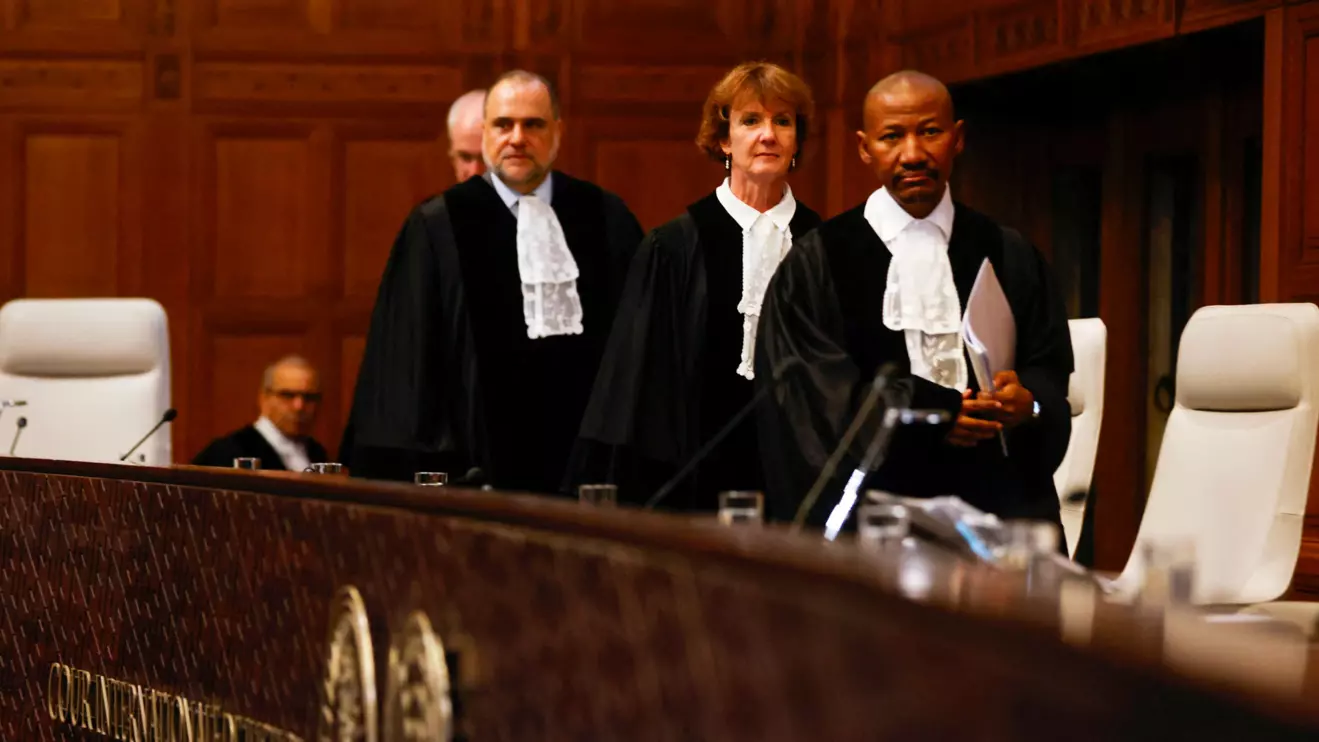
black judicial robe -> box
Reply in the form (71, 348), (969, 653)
(572, 192), (822, 510)
(754, 202), (1073, 527)
(191, 425), (329, 471)
(342, 172), (643, 494)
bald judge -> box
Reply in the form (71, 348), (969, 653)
(447, 89), (486, 182)
(755, 70), (1074, 529)
(343, 70), (645, 493)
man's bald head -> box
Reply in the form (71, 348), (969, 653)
(447, 89), (487, 182)
(856, 69), (964, 219)
(863, 70), (954, 131)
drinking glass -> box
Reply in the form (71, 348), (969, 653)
(233, 457), (260, 470)
(415, 472), (449, 487)
(857, 502), (910, 550)
(717, 491), (763, 526)
(1139, 537), (1196, 607)
(578, 483), (617, 507)
(304, 462), (344, 475)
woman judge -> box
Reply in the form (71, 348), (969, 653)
(570, 61), (821, 512)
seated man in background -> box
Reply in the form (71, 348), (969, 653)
(192, 355), (329, 471)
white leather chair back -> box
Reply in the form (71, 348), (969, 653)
(0, 299), (171, 464)
(1054, 318), (1107, 556)
(1121, 303), (1319, 605)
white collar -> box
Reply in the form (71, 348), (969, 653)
(866, 184), (954, 244)
(490, 171), (554, 211)
(254, 416), (302, 451)
(715, 178), (797, 232)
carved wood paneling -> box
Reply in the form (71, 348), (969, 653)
(575, 65), (729, 104)
(0, 61), (143, 109)
(977, 0), (1061, 67)
(574, 0), (734, 53)
(899, 22), (975, 81)
(1071, 0), (1175, 50)
(338, 135), (448, 300)
(198, 125), (323, 302)
(22, 132), (122, 297)
(1181, 0), (1284, 33)
(194, 63), (464, 106)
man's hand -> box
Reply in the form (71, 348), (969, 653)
(989, 370), (1035, 429)
(947, 389), (1003, 448)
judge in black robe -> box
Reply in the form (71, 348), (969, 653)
(342, 170), (642, 492)
(754, 70), (1073, 530)
(571, 62), (822, 511)
(341, 70), (643, 493)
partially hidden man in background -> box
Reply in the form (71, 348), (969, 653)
(754, 70), (1074, 530)
(447, 89), (486, 182)
(342, 70), (644, 493)
(193, 355), (329, 471)
(572, 61), (821, 511)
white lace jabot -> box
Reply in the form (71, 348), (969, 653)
(715, 177), (797, 379)
(490, 172), (583, 339)
(863, 185), (966, 390)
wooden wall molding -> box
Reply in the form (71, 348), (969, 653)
(0, 61), (143, 109)
(194, 63), (465, 105)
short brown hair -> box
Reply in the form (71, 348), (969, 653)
(696, 62), (815, 165)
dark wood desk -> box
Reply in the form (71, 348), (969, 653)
(1, 458), (1316, 741)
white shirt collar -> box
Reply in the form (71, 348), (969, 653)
(253, 415), (310, 471)
(715, 177), (797, 232)
(490, 171), (554, 212)
(867, 184), (954, 244)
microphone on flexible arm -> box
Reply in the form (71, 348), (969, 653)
(790, 363), (955, 538)
(9, 416), (26, 456)
(0, 399), (27, 426)
(453, 466), (491, 490)
(120, 408), (177, 463)
(644, 356), (807, 511)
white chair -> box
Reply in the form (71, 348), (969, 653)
(0, 298), (171, 464)
(1054, 318), (1107, 557)
(1119, 303), (1319, 606)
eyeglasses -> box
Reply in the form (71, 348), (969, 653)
(267, 389), (322, 403)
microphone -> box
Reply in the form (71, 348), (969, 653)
(0, 399), (26, 426)
(120, 408), (177, 462)
(791, 362), (899, 529)
(644, 357), (806, 510)
(9, 416), (26, 456)
(454, 466), (484, 486)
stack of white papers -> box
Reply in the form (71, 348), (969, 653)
(961, 258), (1016, 455)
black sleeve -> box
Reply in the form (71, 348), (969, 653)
(1001, 227), (1075, 476)
(191, 436), (241, 468)
(753, 231), (964, 525)
(568, 218), (698, 504)
(343, 202), (470, 482)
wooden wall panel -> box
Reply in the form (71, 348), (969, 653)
(210, 132), (314, 300)
(338, 134), (448, 299)
(22, 131), (124, 297)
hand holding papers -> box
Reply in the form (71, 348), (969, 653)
(962, 258), (1016, 456)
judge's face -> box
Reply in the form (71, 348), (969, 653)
(857, 84), (964, 218)
(721, 95), (797, 182)
(259, 364), (321, 439)
(483, 80), (561, 194)
(448, 114), (485, 182)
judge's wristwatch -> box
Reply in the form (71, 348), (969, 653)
(1030, 400), (1041, 421)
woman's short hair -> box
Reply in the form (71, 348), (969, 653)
(696, 61), (815, 165)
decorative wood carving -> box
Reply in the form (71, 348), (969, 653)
(153, 0), (176, 35)
(575, 65), (728, 103)
(978, 1), (1060, 62)
(153, 53), (181, 100)
(1181, 0), (1283, 33)
(193, 63), (464, 104)
(0, 62), (142, 108)
(1074, 0), (1173, 46)
(899, 23), (974, 79)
